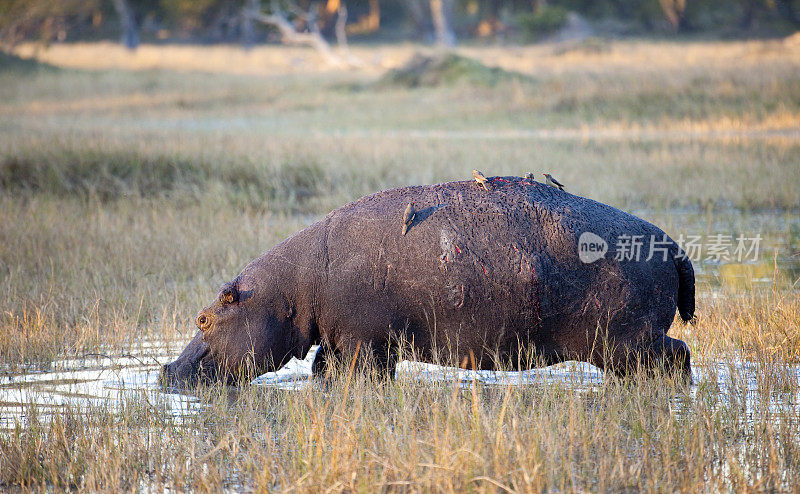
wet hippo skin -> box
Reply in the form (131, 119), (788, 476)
(162, 176), (694, 386)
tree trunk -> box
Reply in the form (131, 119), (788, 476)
(776, 0), (800, 27)
(334, 3), (364, 67)
(335, 4), (348, 47)
(402, 0), (431, 39)
(110, 0), (139, 50)
(430, 0), (456, 46)
(738, 0), (756, 29)
(658, 0), (691, 32)
(241, 0), (259, 48)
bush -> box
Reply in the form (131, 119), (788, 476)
(0, 51), (59, 73)
(517, 6), (570, 40)
(376, 52), (533, 88)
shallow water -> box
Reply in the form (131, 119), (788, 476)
(0, 353), (199, 429)
(2, 344), (798, 430)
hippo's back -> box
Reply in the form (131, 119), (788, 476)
(316, 177), (681, 367)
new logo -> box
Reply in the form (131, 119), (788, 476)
(578, 232), (608, 264)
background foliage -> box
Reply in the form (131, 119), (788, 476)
(1, 0), (798, 50)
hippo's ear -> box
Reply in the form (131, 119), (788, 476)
(220, 284), (239, 305)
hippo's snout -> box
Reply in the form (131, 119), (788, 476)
(160, 330), (215, 387)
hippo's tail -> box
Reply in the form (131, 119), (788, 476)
(673, 247), (695, 323)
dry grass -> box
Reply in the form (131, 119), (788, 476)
(0, 195), (313, 371)
(3, 41), (800, 212)
(688, 289), (800, 364)
(1, 40), (800, 491)
(1, 362), (798, 491)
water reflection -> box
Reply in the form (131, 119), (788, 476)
(0, 353), (200, 429)
(635, 209), (800, 290)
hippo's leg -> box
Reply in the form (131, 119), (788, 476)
(645, 334), (692, 381)
(376, 343), (400, 380)
(312, 339), (398, 381)
(342, 340), (398, 381)
(606, 335), (692, 382)
(311, 341), (339, 379)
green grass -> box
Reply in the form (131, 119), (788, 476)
(376, 52), (534, 88)
(0, 148), (338, 210)
(0, 51), (60, 74)
(1, 40), (799, 491)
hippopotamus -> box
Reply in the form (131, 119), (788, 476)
(162, 176), (694, 386)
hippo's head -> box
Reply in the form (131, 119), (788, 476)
(161, 274), (299, 387)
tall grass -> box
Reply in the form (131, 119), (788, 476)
(3, 41), (800, 212)
(0, 148), (337, 210)
(1, 361), (798, 491)
(3, 137), (799, 212)
(1, 40), (799, 491)
(688, 288), (800, 363)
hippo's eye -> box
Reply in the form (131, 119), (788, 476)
(220, 286), (238, 305)
(197, 314), (210, 328)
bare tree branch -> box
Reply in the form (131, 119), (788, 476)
(658, 0), (690, 32)
(245, 0), (363, 68)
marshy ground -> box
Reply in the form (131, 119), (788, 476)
(1, 40), (799, 491)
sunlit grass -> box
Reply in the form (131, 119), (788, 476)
(1, 361), (798, 491)
(1, 40), (799, 490)
(3, 41), (799, 212)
